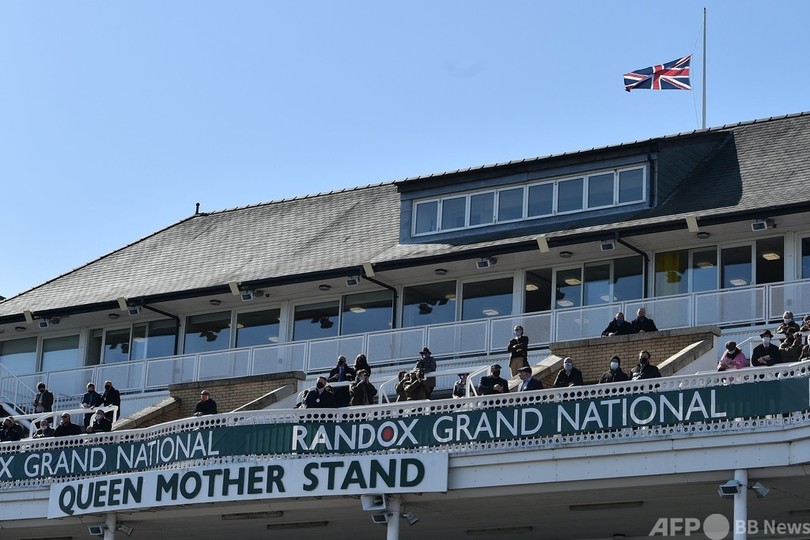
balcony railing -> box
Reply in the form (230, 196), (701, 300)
(3, 279), (809, 399)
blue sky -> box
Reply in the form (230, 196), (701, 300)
(1, 1), (808, 298)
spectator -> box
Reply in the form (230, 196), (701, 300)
(800, 314), (810, 333)
(353, 354), (372, 377)
(327, 355), (355, 407)
(554, 357), (584, 387)
(779, 329), (802, 364)
(86, 410), (112, 433)
(102, 380), (121, 422)
(54, 413), (82, 437)
(349, 370), (377, 406)
(631, 350), (662, 380)
(404, 369), (430, 401)
(194, 390), (218, 416)
(416, 348), (437, 398)
(33, 419), (55, 438)
(602, 312), (634, 337)
(776, 311), (800, 336)
(305, 377), (337, 408)
(33, 381), (54, 414)
(507, 325), (529, 377)
(599, 355), (630, 383)
(394, 371), (409, 402)
(717, 341), (750, 371)
(631, 307), (658, 333)
(0, 417), (23, 442)
(751, 330), (781, 367)
(516, 366), (543, 391)
(452, 373), (469, 398)
(81, 382), (103, 427)
(477, 364), (509, 395)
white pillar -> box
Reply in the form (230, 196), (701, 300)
(733, 469), (748, 540)
(386, 494), (401, 540)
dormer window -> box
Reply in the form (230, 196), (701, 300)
(411, 165), (646, 237)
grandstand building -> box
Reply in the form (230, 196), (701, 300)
(2, 112), (810, 539)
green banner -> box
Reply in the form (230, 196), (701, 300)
(2, 377), (807, 483)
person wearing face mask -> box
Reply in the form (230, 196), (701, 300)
(305, 376), (337, 408)
(776, 311), (800, 336)
(717, 341), (749, 371)
(328, 355), (355, 407)
(415, 348), (437, 398)
(751, 330), (781, 367)
(101, 380), (121, 422)
(477, 364), (510, 395)
(507, 325), (530, 377)
(599, 355), (629, 383)
(778, 329), (803, 364)
(602, 312), (633, 337)
(631, 350), (661, 380)
(554, 357), (584, 387)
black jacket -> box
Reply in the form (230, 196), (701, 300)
(602, 319), (633, 336)
(631, 316), (658, 333)
(554, 367), (584, 387)
(599, 368), (630, 383)
(631, 363), (661, 380)
(478, 375), (510, 395)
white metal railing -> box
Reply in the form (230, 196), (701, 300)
(3, 279), (810, 399)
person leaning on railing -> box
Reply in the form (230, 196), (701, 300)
(0, 416), (24, 442)
(751, 330), (781, 367)
(717, 341), (749, 371)
(779, 328), (803, 364)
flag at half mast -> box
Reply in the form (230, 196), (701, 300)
(624, 55), (691, 92)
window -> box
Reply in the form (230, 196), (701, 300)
(0, 337), (37, 376)
(104, 328), (133, 363)
(131, 320), (177, 359)
(524, 268), (552, 312)
(462, 278), (513, 320)
(236, 309), (281, 348)
(411, 165), (647, 236)
(184, 312), (232, 354)
(497, 188), (523, 222)
(293, 301), (339, 341)
(341, 291), (393, 335)
(402, 281), (457, 327)
(756, 237), (784, 284)
(555, 268), (582, 308)
(42, 335), (80, 372)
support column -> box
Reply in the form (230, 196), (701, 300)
(386, 494), (401, 540)
(733, 469), (748, 540)
(104, 512), (117, 540)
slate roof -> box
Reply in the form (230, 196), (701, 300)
(3, 112), (810, 317)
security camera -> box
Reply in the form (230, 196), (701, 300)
(372, 512), (389, 524)
(88, 524), (106, 536)
(718, 479), (742, 499)
(117, 524), (135, 536)
(402, 511), (420, 526)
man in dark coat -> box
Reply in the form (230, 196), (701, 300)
(81, 382), (103, 427)
(631, 307), (658, 333)
(33, 382), (54, 413)
(599, 356), (630, 383)
(507, 325), (530, 377)
(54, 413), (83, 437)
(751, 330), (781, 367)
(554, 357), (584, 387)
(194, 390), (218, 416)
(305, 377), (337, 408)
(477, 364), (510, 395)
(102, 380), (121, 422)
(327, 355), (355, 407)
(602, 312), (634, 337)
(631, 350), (662, 380)
(349, 370), (377, 406)
(87, 410), (113, 433)
(516, 366), (543, 391)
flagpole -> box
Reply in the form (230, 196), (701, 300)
(702, 7), (707, 129)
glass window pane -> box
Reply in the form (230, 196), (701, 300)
(558, 178), (583, 213)
(402, 281), (457, 327)
(42, 335), (80, 372)
(342, 291), (393, 335)
(619, 168), (644, 203)
(441, 197), (466, 230)
(525, 268), (552, 312)
(721, 246), (752, 288)
(414, 201), (438, 234)
(0, 337), (37, 376)
(587, 173), (614, 208)
(104, 328), (131, 363)
(236, 309), (281, 348)
(691, 248), (718, 292)
(584, 263), (611, 305)
(528, 183), (553, 217)
(497, 188), (523, 222)
(613, 256), (644, 301)
(462, 278), (514, 320)
(555, 268), (582, 308)
(132, 320), (177, 359)
(293, 302), (339, 341)
(469, 193), (494, 226)
(803, 238), (810, 279)
(756, 236), (784, 284)
(655, 250), (688, 296)
(184, 311), (232, 354)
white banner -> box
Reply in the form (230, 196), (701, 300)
(48, 452), (448, 518)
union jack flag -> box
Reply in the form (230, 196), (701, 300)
(623, 55), (692, 92)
